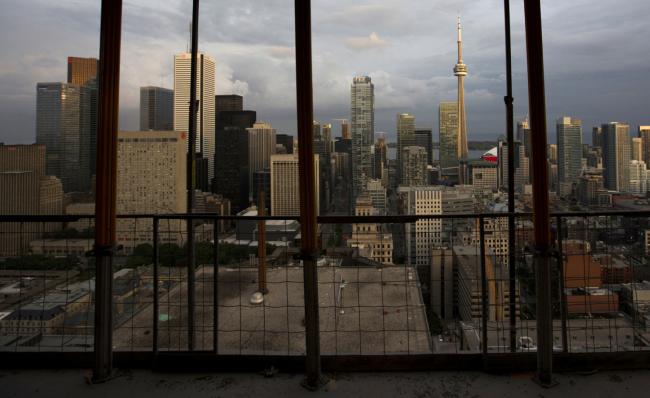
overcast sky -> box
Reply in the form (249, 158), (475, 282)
(0, 0), (648, 145)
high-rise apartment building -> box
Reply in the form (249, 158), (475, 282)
(629, 160), (648, 195)
(396, 113), (416, 184)
(639, 126), (650, 167)
(174, 52), (216, 182)
(117, 131), (187, 214)
(398, 186), (443, 273)
(116, 131), (187, 251)
(400, 146), (428, 187)
(140, 86), (173, 131)
(247, 122), (276, 200)
(270, 153), (319, 216)
(439, 101), (459, 181)
(557, 117), (583, 196)
(36, 82), (92, 192)
(351, 76), (374, 197)
(603, 122), (631, 192)
(366, 179), (387, 215)
(67, 56), (98, 85)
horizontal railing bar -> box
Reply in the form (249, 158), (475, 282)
(1, 210), (649, 223)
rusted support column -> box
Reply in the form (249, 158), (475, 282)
(503, 0), (518, 354)
(294, 0), (324, 389)
(523, 0), (555, 387)
(186, 0), (199, 351)
(93, 0), (122, 383)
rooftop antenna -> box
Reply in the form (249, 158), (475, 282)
(187, 21), (191, 53)
(251, 182), (268, 305)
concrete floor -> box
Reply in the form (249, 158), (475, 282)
(1, 369), (649, 397)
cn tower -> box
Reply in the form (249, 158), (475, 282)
(454, 17), (469, 176)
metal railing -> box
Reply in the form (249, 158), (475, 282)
(1, 211), (649, 371)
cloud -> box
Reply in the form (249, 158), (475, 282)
(1, 0), (650, 144)
(344, 32), (389, 50)
(267, 46), (295, 59)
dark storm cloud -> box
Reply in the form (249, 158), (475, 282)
(0, 0), (649, 145)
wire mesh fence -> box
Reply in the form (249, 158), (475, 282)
(0, 212), (649, 358)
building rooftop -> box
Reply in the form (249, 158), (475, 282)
(112, 264), (432, 355)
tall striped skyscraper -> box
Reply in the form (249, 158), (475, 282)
(351, 76), (374, 198)
(174, 52), (216, 182)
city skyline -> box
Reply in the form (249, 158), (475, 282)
(1, 1), (649, 144)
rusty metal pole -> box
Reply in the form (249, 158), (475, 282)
(186, 0), (199, 351)
(523, 0), (555, 387)
(257, 190), (268, 294)
(294, 0), (324, 389)
(92, 0), (122, 382)
(503, 0), (518, 354)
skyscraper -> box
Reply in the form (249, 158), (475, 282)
(603, 122), (631, 192)
(174, 52), (216, 182)
(276, 134), (294, 154)
(341, 121), (351, 140)
(215, 94), (243, 112)
(140, 86), (173, 131)
(592, 126), (604, 149)
(214, 109), (256, 211)
(557, 116), (583, 195)
(399, 186), (443, 274)
(439, 101), (459, 181)
(373, 134), (387, 180)
(270, 154), (319, 216)
(518, 118), (532, 158)
(396, 113), (416, 184)
(632, 137), (644, 162)
(400, 146), (428, 187)
(117, 131), (187, 251)
(351, 76), (374, 197)
(36, 82), (91, 192)
(454, 17), (469, 174)
(0, 144), (63, 256)
(639, 126), (650, 166)
(247, 122), (276, 200)
(414, 127), (433, 166)
(67, 57), (98, 86)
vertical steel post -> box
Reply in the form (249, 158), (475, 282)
(186, 0), (200, 351)
(92, 0), (122, 383)
(556, 215), (568, 353)
(153, 217), (159, 354)
(523, 0), (555, 387)
(257, 191), (268, 294)
(213, 218), (219, 354)
(503, 0), (518, 354)
(479, 217), (489, 356)
(294, 0), (323, 389)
